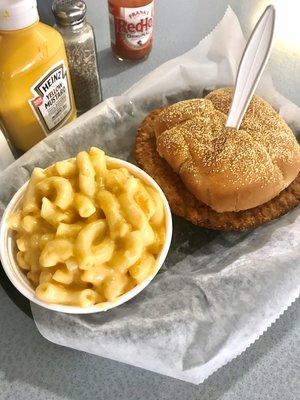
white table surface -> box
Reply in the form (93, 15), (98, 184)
(1, 0), (299, 399)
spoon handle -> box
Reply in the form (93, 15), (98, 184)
(225, 5), (276, 129)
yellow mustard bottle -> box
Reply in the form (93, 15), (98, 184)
(0, 0), (76, 151)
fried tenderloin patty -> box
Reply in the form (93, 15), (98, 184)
(135, 108), (300, 230)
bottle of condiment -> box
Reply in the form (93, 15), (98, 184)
(108, 0), (154, 61)
(52, 0), (102, 115)
(0, 0), (76, 152)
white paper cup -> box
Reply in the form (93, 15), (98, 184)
(0, 157), (172, 314)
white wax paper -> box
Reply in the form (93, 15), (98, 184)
(0, 8), (299, 384)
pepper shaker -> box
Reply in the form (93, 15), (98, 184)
(52, 0), (102, 115)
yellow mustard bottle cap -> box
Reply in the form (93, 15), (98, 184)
(0, 0), (39, 31)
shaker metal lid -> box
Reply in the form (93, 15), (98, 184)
(52, 0), (86, 26)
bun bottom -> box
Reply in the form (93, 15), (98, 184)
(135, 108), (300, 231)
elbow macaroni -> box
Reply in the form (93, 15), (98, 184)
(8, 147), (166, 307)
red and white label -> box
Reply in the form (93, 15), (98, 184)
(32, 96), (43, 107)
(109, 1), (154, 50)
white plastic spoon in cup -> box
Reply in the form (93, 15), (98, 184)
(226, 5), (276, 130)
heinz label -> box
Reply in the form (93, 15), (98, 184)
(29, 61), (72, 134)
(109, 2), (154, 50)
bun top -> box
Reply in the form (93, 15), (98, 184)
(154, 88), (300, 212)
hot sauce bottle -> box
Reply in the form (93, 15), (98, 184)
(108, 0), (154, 61)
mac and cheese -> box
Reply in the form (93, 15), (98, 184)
(8, 148), (166, 307)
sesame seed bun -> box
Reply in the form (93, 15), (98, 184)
(154, 88), (300, 212)
(135, 107), (300, 230)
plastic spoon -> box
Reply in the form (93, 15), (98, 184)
(225, 5), (276, 130)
